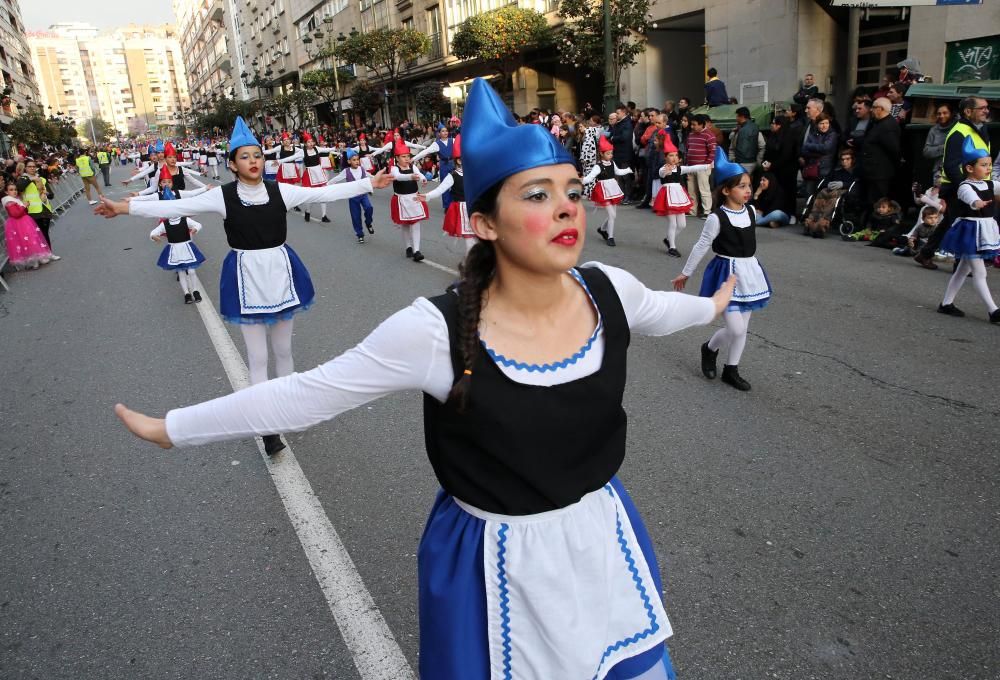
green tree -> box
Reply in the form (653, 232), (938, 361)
(413, 81), (449, 124)
(77, 116), (115, 144)
(348, 79), (384, 123)
(451, 6), (551, 97)
(301, 64), (356, 120)
(556, 0), (652, 101)
(337, 27), (429, 120)
(9, 110), (58, 147)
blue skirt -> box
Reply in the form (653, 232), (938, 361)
(699, 255), (772, 312)
(939, 218), (1000, 259)
(417, 477), (676, 680)
(218, 244), (315, 325)
(156, 242), (205, 271)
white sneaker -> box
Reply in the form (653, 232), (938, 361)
(48, 254), (62, 261)
(788, 216), (797, 225)
(88, 200), (98, 205)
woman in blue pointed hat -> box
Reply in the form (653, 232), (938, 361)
(936, 136), (1000, 322)
(673, 146), (772, 392)
(97, 115), (392, 455)
(112, 81), (734, 678)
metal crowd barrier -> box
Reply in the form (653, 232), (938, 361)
(0, 171), (85, 292)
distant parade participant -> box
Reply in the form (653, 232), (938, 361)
(298, 132), (341, 223)
(388, 137), (429, 262)
(418, 135), (475, 254)
(143, 165), (207, 305)
(583, 135), (632, 247)
(327, 149), (376, 244)
(411, 124), (459, 210)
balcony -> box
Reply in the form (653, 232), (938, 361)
(210, 0), (224, 22)
(427, 32), (442, 60)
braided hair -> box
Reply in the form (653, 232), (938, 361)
(447, 181), (502, 411)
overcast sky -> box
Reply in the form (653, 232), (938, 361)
(21, 0), (177, 31)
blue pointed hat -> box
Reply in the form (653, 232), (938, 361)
(712, 146), (746, 187)
(462, 78), (575, 210)
(961, 134), (989, 165)
(344, 148), (358, 160)
(229, 116), (260, 152)
(154, 140), (165, 153)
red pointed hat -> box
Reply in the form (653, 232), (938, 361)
(452, 133), (461, 159)
(163, 141), (177, 157)
(660, 132), (678, 154)
(597, 135), (614, 153)
(281, 131), (291, 141)
(158, 164), (173, 182)
(302, 131), (313, 143)
(358, 132), (366, 140)
(393, 138), (411, 156)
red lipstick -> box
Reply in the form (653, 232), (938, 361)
(552, 228), (579, 246)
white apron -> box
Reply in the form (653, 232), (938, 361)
(320, 155), (333, 170)
(458, 202), (473, 236)
(306, 165), (328, 186)
(360, 155), (375, 172)
(235, 245), (301, 316)
(398, 193), (427, 221)
(663, 183), (691, 207)
(721, 255), (770, 303)
(598, 179), (624, 201)
(972, 217), (1000, 251)
(166, 241), (198, 266)
(264, 159), (280, 175)
(465, 483), (672, 680)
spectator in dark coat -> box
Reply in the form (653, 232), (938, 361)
(704, 68), (730, 107)
(861, 97), (901, 206)
(609, 105), (635, 203)
(792, 74), (820, 108)
(762, 116), (800, 221)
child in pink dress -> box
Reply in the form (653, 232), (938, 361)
(3, 181), (56, 270)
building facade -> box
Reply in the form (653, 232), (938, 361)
(173, 0), (245, 111)
(29, 23), (192, 138)
(1, 0), (42, 124)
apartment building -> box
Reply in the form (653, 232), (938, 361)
(290, 0), (362, 122)
(29, 23), (192, 137)
(235, 0), (302, 101)
(173, 0), (245, 110)
(0, 0), (41, 124)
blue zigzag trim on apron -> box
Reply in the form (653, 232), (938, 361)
(592, 485), (661, 679)
(237, 248), (298, 310)
(496, 523), (513, 679)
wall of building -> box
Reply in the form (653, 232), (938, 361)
(623, 29), (706, 110)
(908, 3), (1000, 83)
(797, 0), (840, 103)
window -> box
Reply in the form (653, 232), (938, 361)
(426, 5), (442, 58)
(446, 0), (509, 45)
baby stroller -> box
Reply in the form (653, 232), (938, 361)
(800, 176), (863, 239)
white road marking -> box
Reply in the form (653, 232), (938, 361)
(193, 293), (415, 680)
(421, 258), (458, 277)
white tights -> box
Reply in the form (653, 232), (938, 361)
(708, 310), (752, 366)
(601, 205), (618, 238)
(942, 258), (998, 312)
(665, 214), (687, 247)
(239, 319), (295, 386)
(177, 269), (199, 295)
(402, 222), (422, 252)
(305, 203), (327, 219)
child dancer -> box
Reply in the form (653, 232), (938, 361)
(262, 138), (280, 182)
(273, 133), (302, 187)
(582, 135), (632, 247)
(327, 149), (375, 244)
(936, 137), (1000, 323)
(299, 132), (340, 223)
(146, 166), (206, 304)
(653, 134), (712, 257)
(418, 135), (475, 254)
(3, 180), (55, 269)
(351, 133), (386, 175)
(411, 125), (458, 210)
(673, 147), (771, 391)
(389, 138), (429, 262)
(96, 116), (393, 455)
(115, 78), (735, 680)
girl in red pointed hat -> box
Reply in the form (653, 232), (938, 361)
(349, 132), (386, 175)
(298, 131), (340, 223)
(377, 128), (426, 173)
(653, 132), (713, 257)
(389, 137), (429, 261)
(581, 134), (632, 247)
(273, 131), (303, 186)
(418, 134), (475, 254)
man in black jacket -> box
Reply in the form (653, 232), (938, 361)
(861, 97), (901, 206)
(609, 105), (635, 204)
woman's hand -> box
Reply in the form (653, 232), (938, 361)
(711, 275), (737, 316)
(671, 274), (689, 291)
(114, 403), (173, 449)
(415, 193), (428, 203)
(369, 169), (393, 190)
(94, 196), (129, 218)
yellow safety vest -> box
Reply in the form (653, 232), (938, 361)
(76, 155), (95, 177)
(97, 151), (109, 165)
(940, 122), (991, 184)
(22, 177), (52, 215)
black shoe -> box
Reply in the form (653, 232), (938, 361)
(620, 199), (634, 206)
(405, 247), (414, 258)
(597, 226), (609, 241)
(412, 250), (425, 262)
(366, 223), (374, 234)
(192, 290), (202, 303)
(184, 293), (194, 304)
(721, 364), (751, 391)
(262, 434), (286, 456)
(914, 254), (938, 270)
(357, 236), (365, 244)
(635, 203), (651, 210)
(668, 248), (681, 257)
(663, 238), (671, 249)
(321, 215), (331, 223)
(606, 237), (616, 247)
(700, 342), (718, 379)
(937, 303), (965, 317)
(304, 212), (311, 222)
(293, 206), (301, 212)
(990, 309), (1000, 324)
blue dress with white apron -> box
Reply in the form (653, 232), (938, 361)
(939, 180), (1000, 259)
(155, 216), (206, 271)
(421, 266), (676, 680)
(698, 205), (772, 311)
(217, 181), (315, 325)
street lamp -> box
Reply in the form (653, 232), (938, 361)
(302, 21), (351, 122)
(602, 0), (616, 116)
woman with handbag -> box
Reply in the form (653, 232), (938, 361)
(799, 114), (838, 201)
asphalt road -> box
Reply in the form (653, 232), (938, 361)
(1, 163), (997, 680)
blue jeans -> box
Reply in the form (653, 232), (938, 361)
(758, 210), (790, 225)
(349, 194), (374, 236)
